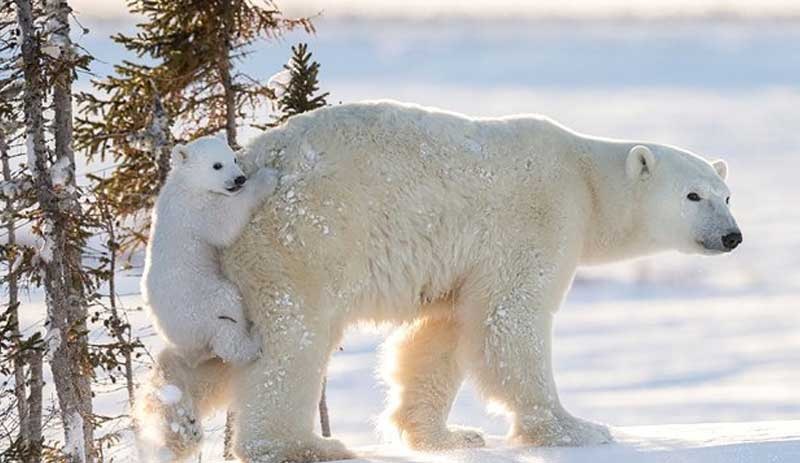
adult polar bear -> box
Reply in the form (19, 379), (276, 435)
(216, 100), (741, 461)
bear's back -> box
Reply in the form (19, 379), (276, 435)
(246, 100), (579, 188)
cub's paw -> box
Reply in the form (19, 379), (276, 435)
(251, 167), (278, 195)
(136, 384), (203, 461)
(162, 401), (203, 454)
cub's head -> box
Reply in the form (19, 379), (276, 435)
(169, 136), (248, 195)
(627, 144), (742, 255)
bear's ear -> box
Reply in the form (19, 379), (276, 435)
(170, 144), (189, 166)
(626, 145), (657, 180)
(711, 159), (728, 181)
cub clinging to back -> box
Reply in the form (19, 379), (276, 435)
(141, 135), (276, 365)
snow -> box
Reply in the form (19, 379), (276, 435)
(9, 253), (24, 274)
(65, 411), (86, 463)
(41, 44), (62, 59)
(0, 180), (21, 199)
(25, 132), (36, 177)
(44, 327), (61, 360)
(50, 155), (71, 187)
(342, 421), (800, 463)
(45, 0), (69, 47)
(156, 384), (183, 405)
(267, 69), (292, 99)
(37, 221), (54, 263)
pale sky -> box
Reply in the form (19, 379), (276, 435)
(70, 0), (800, 21)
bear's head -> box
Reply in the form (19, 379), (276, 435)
(626, 144), (741, 255)
(169, 136), (248, 196)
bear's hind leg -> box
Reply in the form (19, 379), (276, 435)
(383, 313), (485, 450)
(231, 305), (354, 463)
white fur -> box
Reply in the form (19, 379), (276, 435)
(141, 136), (277, 366)
(154, 102), (741, 462)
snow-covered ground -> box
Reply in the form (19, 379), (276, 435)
(9, 14), (800, 462)
(343, 421), (800, 463)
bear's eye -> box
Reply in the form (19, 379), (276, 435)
(726, 196), (730, 204)
(213, 162), (223, 170)
(687, 192), (701, 202)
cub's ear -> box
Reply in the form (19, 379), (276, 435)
(626, 145), (657, 180)
(170, 144), (189, 166)
(711, 159), (728, 181)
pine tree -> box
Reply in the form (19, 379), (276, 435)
(75, 0), (314, 252)
(271, 43), (330, 126)
(0, 3), (45, 460)
(14, 0), (95, 460)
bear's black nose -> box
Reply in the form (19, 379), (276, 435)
(234, 175), (247, 186)
(722, 231), (742, 250)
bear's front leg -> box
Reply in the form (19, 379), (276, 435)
(461, 280), (613, 447)
(230, 304), (354, 463)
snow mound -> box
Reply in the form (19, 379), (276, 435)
(340, 421), (800, 463)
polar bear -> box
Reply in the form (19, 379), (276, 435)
(146, 101), (742, 462)
(141, 136), (277, 366)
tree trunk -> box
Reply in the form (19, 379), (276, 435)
(100, 199), (135, 406)
(16, 0), (94, 461)
(1, 124), (34, 461)
(319, 378), (331, 437)
(220, 3), (239, 453)
(26, 349), (44, 463)
(47, 0), (94, 459)
(223, 410), (235, 460)
(148, 87), (173, 191)
(218, 0), (238, 150)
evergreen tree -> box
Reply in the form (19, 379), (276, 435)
(271, 43), (330, 126)
(14, 0), (95, 460)
(0, 6), (45, 459)
(75, 0), (314, 252)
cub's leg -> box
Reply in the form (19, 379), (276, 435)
(135, 348), (232, 461)
(383, 313), (484, 450)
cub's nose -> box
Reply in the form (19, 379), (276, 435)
(234, 175), (247, 186)
(722, 231), (742, 251)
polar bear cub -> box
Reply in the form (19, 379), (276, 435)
(142, 136), (277, 365)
